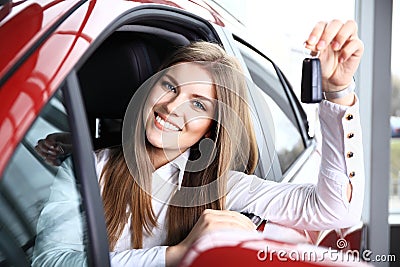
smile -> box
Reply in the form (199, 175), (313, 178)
(154, 113), (181, 131)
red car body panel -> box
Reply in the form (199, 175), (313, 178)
(0, 0), (83, 78)
(0, 0), (228, 175)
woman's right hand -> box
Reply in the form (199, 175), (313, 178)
(35, 132), (72, 166)
(166, 209), (256, 267)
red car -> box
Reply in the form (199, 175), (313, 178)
(0, 1), (365, 266)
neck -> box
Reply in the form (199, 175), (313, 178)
(148, 146), (185, 169)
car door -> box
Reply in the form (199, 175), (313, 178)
(0, 74), (110, 266)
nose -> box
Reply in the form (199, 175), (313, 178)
(163, 93), (187, 117)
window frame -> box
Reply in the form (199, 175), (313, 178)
(63, 72), (111, 267)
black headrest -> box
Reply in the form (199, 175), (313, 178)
(79, 33), (163, 118)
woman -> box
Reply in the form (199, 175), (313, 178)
(34, 20), (365, 267)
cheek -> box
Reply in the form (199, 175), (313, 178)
(143, 89), (163, 121)
(185, 118), (213, 137)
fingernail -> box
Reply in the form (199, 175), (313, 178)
(317, 40), (326, 49)
(308, 35), (317, 45)
(331, 41), (340, 51)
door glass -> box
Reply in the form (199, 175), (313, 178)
(0, 89), (89, 266)
(237, 42), (305, 174)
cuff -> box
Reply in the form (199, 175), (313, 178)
(318, 95), (363, 181)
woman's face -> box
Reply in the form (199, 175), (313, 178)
(144, 62), (216, 153)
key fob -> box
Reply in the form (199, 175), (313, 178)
(301, 57), (322, 103)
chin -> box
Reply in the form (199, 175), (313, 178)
(145, 133), (163, 149)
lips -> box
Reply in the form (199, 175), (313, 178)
(154, 112), (182, 131)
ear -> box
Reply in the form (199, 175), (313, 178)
(204, 131), (211, 138)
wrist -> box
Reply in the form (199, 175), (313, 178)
(166, 244), (188, 267)
(323, 80), (356, 100)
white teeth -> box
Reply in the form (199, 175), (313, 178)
(156, 116), (164, 125)
(156, 115), (180, 131)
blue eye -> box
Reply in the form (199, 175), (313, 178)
(193, 100), (206, 111)
(162, 81), (176, 93)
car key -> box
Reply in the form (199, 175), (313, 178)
(301, 56), (323, 103)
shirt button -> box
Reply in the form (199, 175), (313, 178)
(347, 132), (354, 139)
(347, 152), (354, 158)
(346, 114), (354, 120)
(349, 171), (356, 178)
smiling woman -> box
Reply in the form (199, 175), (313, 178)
(144, 63), (217, 154)
(109, 42), (259, 252)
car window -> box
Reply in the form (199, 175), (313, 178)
(236, 41), (305, 174)
(0, 89), (89, 266)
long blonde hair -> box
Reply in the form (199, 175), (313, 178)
(100, 42), (259, 249)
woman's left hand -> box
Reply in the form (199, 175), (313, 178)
(35, 132), (72, 166)
(305, 20), (364, 93)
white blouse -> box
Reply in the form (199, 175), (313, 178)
(32, 98), (364, 267)
(103, 99), (365, 266)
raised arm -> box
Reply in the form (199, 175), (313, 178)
(225, 20), (365, 230)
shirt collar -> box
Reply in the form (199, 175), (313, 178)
(170, 149), (190, 190)
(153, 149), (190, 191)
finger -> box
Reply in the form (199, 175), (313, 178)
(211, 220), (256, 231)
(43, 138), (57, 149)
(201, 216), (255, 233)
(202, 210), (256, 230)
(305, 21), (327, 49)
(44, 155), (57, 162)
(34, 145), (47, 158)
(202, 209), (216, 215)
(54, 143), (65, 154)
(224, 211), (257, 230)
(317, 19), (344, 50)
(338, 38), (364, 63)
(331, 20), (358, 51)
(45, 156), (61, 166)
(36, 142), (58, 156)
(36, 141), (50, 154)
(37, 139), (53, 150)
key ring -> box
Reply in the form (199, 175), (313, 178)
(303, 42), (320, 58)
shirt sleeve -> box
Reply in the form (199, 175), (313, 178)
(226, 96), (364, 231)
(109, 247), (167, 267)
(32, 157), (88, 266)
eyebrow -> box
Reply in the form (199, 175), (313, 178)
(164, 74), (215, 105)
(192, 94), (215, 106)
(164, 74), (179, 86)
